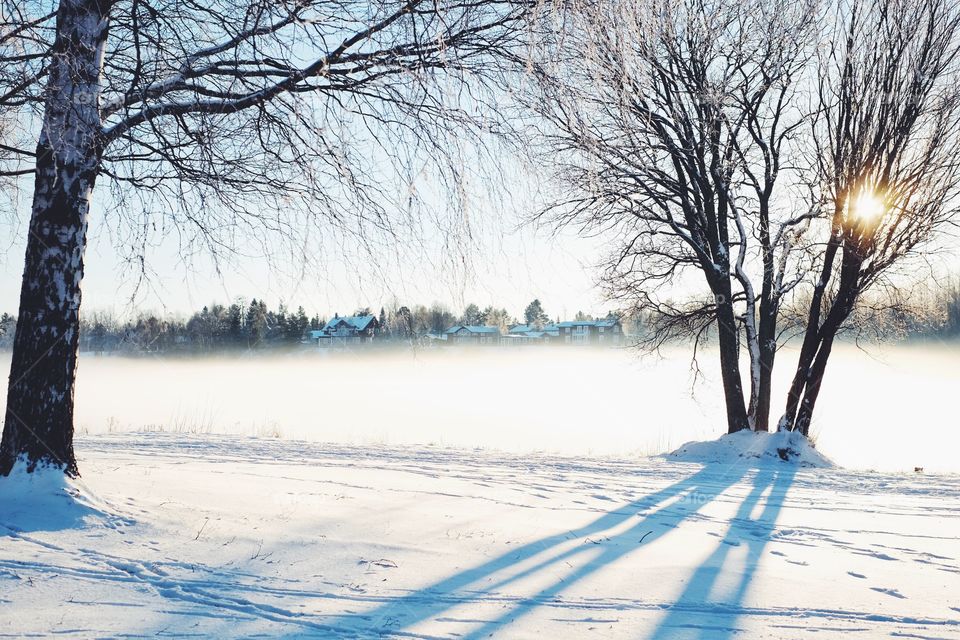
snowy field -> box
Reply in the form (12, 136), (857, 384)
(2, 343), (960, 638)
(2, 432), (959, 638)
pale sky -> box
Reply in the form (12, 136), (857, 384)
(0, 185), (610, 322)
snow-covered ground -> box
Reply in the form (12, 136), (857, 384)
(2, 432), (959, 638)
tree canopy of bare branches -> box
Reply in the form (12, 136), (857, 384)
(524, 0), (818, 433)
(781, 0), (960, 434)
(0, 0), (541, 476)
(524, 0), (960, 437)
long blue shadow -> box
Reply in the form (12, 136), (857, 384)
(647, 464), (797, 639)
(318, 462), (755, 638)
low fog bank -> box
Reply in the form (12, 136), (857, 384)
(0, 344), (956, 472)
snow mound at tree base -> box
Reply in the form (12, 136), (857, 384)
(0, 460), (129, 533)
(665, 429), (834, 468)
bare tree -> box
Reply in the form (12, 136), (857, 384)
(525, 0), (817, 433)
(780, 0), (960, 434)
(0, 0), (539, 476)
(0, 2), (52, 180)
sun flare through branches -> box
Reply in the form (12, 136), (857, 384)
(849, 190), (886, 224)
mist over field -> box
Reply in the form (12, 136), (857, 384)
(6, 343), (952, 473)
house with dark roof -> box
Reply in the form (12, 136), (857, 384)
(554, 317), (623, 345)
(502, 324), (552, 345)
(444, 325), (501, 345)
(313, 314), (380, 347)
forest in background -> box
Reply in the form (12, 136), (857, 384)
(0, 284), (957, 354)
(0, 297), (589, 352)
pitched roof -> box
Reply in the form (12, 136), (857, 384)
(323, 314), (376, 332)
(444, 325), (501, 335)
(555, 318), (621, 328)
(508, 324), (553, 339)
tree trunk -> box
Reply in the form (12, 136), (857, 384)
(781, 242), (861, 435)
(714, 281), (749, 433)
(755, 299), (777, 432)
(794, 332), (837, 436)
(792, 251), (863, 434)
(754, 201), (776, 432)
(779, 230), (842, 432)
(0, 0), (109, 477)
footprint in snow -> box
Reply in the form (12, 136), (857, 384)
(847, 571), (866, 579)
(870, 586), (907, 599)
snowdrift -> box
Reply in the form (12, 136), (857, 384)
(665, 429), (834, 468)
(0, 460), (122, 532)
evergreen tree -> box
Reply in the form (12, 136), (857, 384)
(461, 303), (485, 326)
(290, 306), (310, 341)
(378, 307), (388, 337)
(274, 303), (289, 343)
(227, 302), (245, 346)
(524, 299), (549, 328)
(245, 299), (268, 347)
(427, 304), (455, 335)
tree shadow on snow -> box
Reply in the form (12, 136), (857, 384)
(646, 464), (797, 639)
(314, 460), (782, 639)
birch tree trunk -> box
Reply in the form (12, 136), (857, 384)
(0, 0), (108, 476)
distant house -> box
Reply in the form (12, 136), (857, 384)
(503, 324), (550, 345)
(313, 314), (380, 347)
(541, 323), (561, 341)
(444, 325), (501, 345)
(554, 317), (623, 345)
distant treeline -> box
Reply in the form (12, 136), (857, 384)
(0, 286), (957, 355)
(927, 281), (960, 337)
(0, 298), (613, 354)
(0, 302), (320, 354)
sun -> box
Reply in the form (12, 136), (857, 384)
(850, 191), (885, 222)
